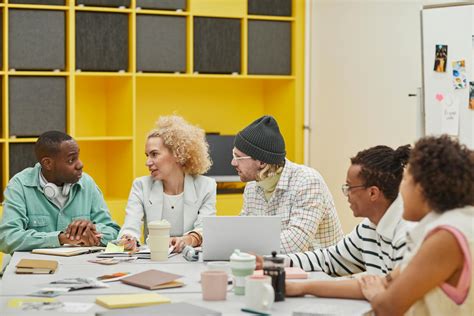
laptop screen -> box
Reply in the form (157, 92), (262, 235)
(202, 216), (281, 261)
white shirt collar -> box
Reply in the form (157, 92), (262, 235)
(376, 195), (404, 240)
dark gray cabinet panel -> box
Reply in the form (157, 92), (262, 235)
(248, 0), (292, 17)
(248, 20), (291, 75)
(194, 17), (241, 74)
(10, 0), (65, 4)
(137, 15), (186, 72)
(136, 0), (186, 10)
(76, 12), (129, 71)
(76, 0), (130, 7)
(9, 10), (65, 71)
(9, 77), (66, 137)
(9, 143), (36, 179)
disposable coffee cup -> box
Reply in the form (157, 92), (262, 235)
(147, 220), (170, 261)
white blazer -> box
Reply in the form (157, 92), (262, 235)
(119, 174), (216, 240)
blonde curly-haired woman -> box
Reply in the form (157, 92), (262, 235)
(119, 115), (216, 253)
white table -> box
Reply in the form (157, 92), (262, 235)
(0, 251), (371, 315)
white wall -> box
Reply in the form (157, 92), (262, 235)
(308, 0), (470, 233)
(308, 0), (422, 232)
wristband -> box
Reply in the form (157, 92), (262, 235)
(187, 231), (202, 247)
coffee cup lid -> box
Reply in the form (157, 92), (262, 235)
(148, 220), (171, 229)
(230, 249), (256, 262)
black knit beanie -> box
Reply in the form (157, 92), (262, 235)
(234, 115), (286, 164)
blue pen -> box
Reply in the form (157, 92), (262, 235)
(241, 307), (271, 315)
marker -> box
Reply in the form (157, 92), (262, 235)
(240, 308), (271, 315)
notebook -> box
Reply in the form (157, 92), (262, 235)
(120, 269), (183, 290)
(95, 293), (170, 309)
(16, 259), (58, 274)
(253, 267), (309, 279)
(32, 246), (105, 257)
(202, 216), (281, 260)
(95, 302), (222, 316)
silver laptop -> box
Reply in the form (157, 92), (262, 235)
(202, 216), (281, 261)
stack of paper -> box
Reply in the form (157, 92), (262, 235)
(95, 293), (171, 309)
(16, 259), (58, 274)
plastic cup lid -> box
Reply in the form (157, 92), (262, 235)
(230, 249), (256, 262)
(148, 220), (171, 229)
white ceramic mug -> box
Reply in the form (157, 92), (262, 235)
(147, 220), (170, 261)
(245, 275), (275, 311)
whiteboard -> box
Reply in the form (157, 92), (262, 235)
(422, 5), (473, 149)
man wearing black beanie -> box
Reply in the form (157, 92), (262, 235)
(233, 116), (343, 254)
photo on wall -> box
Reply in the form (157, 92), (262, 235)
(433, 44), (448, 72)
(452, 60), (467, 90)
(470, 82), (474, 110)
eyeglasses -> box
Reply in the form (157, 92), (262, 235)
(341, 184), (366, 197)
(232, 152), (252, 161)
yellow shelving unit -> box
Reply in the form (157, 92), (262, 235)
(0, 0), (305, 231)
(0, 204), (2, 265)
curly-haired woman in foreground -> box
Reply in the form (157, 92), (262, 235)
(359, 135), (474, 315)
(118, 115), (216, 253)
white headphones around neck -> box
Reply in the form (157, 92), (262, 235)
(44, 183), (72, 199)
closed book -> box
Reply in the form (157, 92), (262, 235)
(16, 259), (58, 274)
(95, 293), (170, 309)
(32, 246), (105, 257)
(120, 269), (183, 290)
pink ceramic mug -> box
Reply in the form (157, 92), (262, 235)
(201, 270), (232, 301)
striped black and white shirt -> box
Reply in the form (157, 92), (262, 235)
(286, 196), (414, 276)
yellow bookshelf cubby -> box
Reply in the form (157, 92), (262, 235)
(0, 0), (305, 246)
(74, 75), (133, 138)
(106, 198), (128, 227)
(216, 193), (243, 216)
(76, 139), (133, 200)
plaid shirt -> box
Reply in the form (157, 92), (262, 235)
(240, 160), (343, 254)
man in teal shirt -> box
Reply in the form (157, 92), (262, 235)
(0, 131), (120, 254)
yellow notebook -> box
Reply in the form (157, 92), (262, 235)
(95, 293), (170, 309)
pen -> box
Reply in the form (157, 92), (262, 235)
(241, 308), (271, 315)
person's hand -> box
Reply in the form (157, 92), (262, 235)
(65, 220), (97, 242)
(59, 232), (84, 246)
(358, 275), (387, 301)
(169, 236), (192, 253)
(255, 255), (264, 270)
(58, 227), (101, 246)
(119, 234), (138, 252)
(80, 226), (101, 246)
(285, 281), (306, 297)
